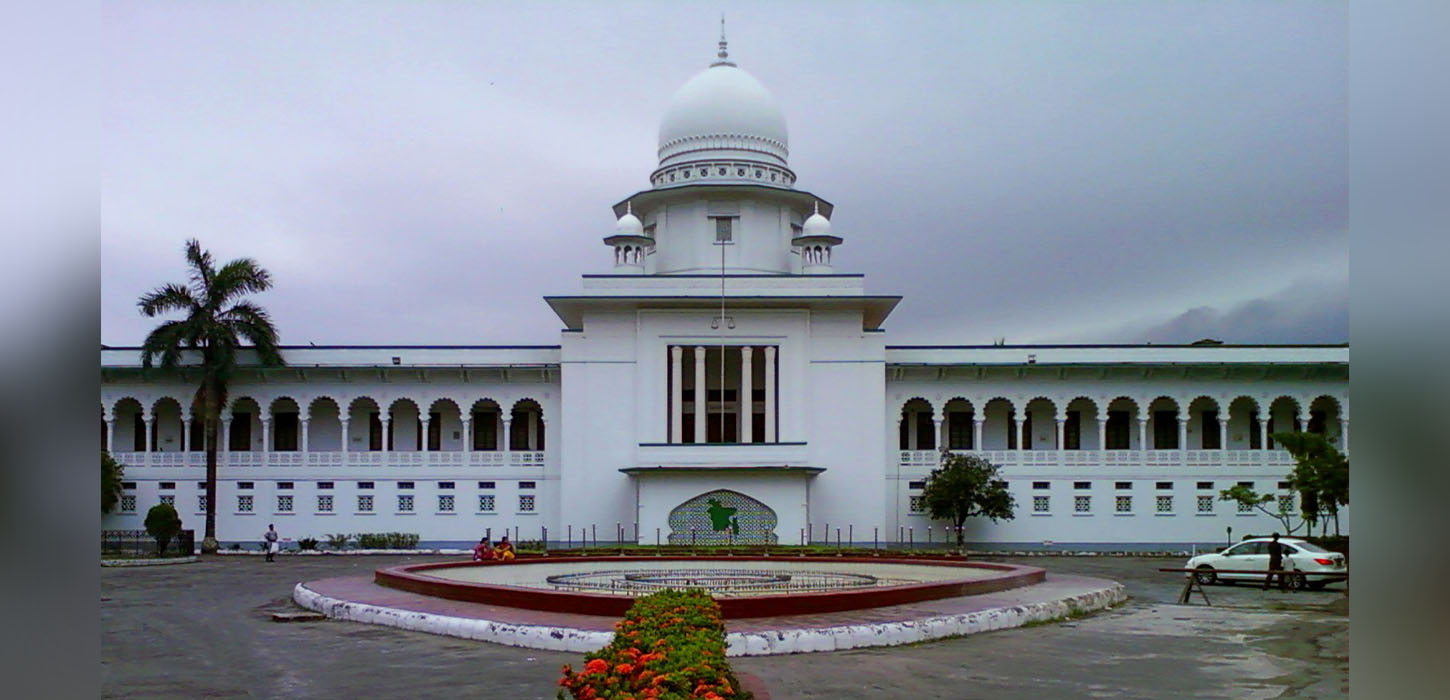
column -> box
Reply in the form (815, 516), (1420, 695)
(340, 419), (350, 454)
(972, 418), (984, 452)
(1218, 419), (1228, 451)
(462, 417), (472, 453)
(261, 416), (272, 453)
(106, 418), (116, 453)
(420, 415), (431, 452)
(1137, 417), (1148, 451)
(381, 417), (391, 452)
(300, 418), (310, 453)
(693, 346), (707, 443)
(220, 418), (231, 455)
(739, 346), (753, 443)
(180, 417), (190, 453)
(1259, 418), (1270, 451)
(501, 419), (512, 456)
(763, 346), (776, 442)
(1015, 412), (1026, 451)
(143, 414), (154, 452)
(1055, 414), (1066, 451)
(1340, 419), (1350, 452)
(1097, 415), (1108, 451)
(933, 418), (944, 451)
(1178, 417), (1188, 452)
(670, 346), (684, 443)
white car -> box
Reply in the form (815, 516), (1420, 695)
(1185, 537), (1347, 590)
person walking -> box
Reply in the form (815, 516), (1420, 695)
(264, 524), (280, 563)
(1263, 532), (1286, 590)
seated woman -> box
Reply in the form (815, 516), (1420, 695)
(496, 535), (516, 561)
(471, 536), (496, 562)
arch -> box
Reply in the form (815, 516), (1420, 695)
(111, 398), (145, 452)
(1226, 396), (1263, 450)
(1146, 396), (1182, 449)
(1186, 396), (1223, 449)
(510, 398), (545, 451)
(941, 397), (976, 450)
(227, 397), (262, 452)
(981, 397), (1016, 450)
(150, 397), (184, 452)
(306, 396), (343, 451)
(386, 398), (422, 451)
(1103, 396), (1140, 450)
(667, 489), (778, 545)
(425, 398), (464, 451)
(467, 398), (503, 451)
(346, 396), (382, 451)
(266, 397), (302, 451)
(1308, 395), (1343, 443)
(898, 397), (935, 450)
(1022, 397), (1057, 450)
(1064, 396), (1099, 450)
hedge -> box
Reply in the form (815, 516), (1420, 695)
(558, 589), (750, 700)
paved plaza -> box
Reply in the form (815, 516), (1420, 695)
(101, 554), (1347, 699)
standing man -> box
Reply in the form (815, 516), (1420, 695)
(264, 524), (280, 562)
(1263, 532), (1285, 590)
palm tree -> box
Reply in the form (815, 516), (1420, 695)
(139, 239), (284, 553)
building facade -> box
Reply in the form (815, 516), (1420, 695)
(100, 43), (1348, 549)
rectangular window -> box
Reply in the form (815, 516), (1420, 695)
(427, 411), (442, 451)
(1278, 494), (1295, 512)
(477, 481), (495, 489)
(159, 482), (175, 490)
(438, 495), (455, 512)
(1064, 411), (1081, 450)
(1200, 410), (1221, 449)
(189, 419), (204, 451)
(1196, 481), (1214, 490)
(133, 413), (145, 451)
(238, 481), (253, 490)
(1032, 481), (1050, 490)
(519, 494), (536, 512)
(519, 481), (536, 489)
(317, 495), (333, 513)
(358, 481), (374, 489)
(1156, 495), (1173, 513)
(1074, 481), (1091, 490)
(1115, 481), (1132, 490)
(478, 494), (496, 512)
(357, 495), (373, 512)
(277, 481), (293, 490)
(908, 480), (927, 490)
(947, 411), (974, 449)
(237, 495), (254, 513)
(1197, 495), (1215, 513)
(908, 495), (925, 513)
(1237, 498), (1254, 513)
(1033, 496), (1050, 513)
(159, 494), (175, 507)
(196, 482), (206, 489)
(1157, 482), (1173, 490)
(713, 216), (734, 242)
(398, 481), (414, 490)
(1153, 411), (1178, 449)
(1249, 412), (1263, 449)
(122, 482), (136, 490)
(318, 481), (333, 490)
(1105, 410), (1130, 449)
(1074, 495), (1091, 513)
(197, 495), (208, 513)
(1115, 496), (1132, 513)
(273, 412), (299, 451)
(276, 495), (293, 512)
(472, 411), (498, 450)
(368, 413), (383, 451)
(438, 481), (455, 489)
(1277, 481), (1291, 490)
(397, 495), (414, 512)
(230, 413), (252, 451)
(120, 494), (136, 513)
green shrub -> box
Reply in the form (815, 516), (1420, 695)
(324, 533), (350, 550)
(558, 589), (750, 700)
(385, 532), (419, 549)
(297, 537), (319, 551)
(354, 533), (419, 549)
(143, 503), (182, 556)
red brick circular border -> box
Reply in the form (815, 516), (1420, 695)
(375, 556), (1045, 619)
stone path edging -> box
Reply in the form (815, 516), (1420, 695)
(293, 580), (1125, 656)
(102, 556), (199, 567)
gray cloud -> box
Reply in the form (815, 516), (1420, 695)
(1084, 276), (1349, 345)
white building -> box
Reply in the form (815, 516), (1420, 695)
(100, 41), (1348, 549)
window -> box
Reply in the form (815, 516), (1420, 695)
(1105, 410), (1130, 449)
(120, 494), (136, 512)
(427, 411), (442, 451)
(1074, 495), (1092, 513)
(317, 495), (333, 513)
(197, 495), (208, 513)
(368, 413), (383, 451)
(238, 495), (254, 513)
(479, 494), (496, 512)
(1278, 494), (1295, 512)
(1153, 411), (1178, 449)
(947, 411), (973, 449)
(230, 412), (252, 451)
(1115, 481), (1132, 490)
(273, 412), (299, 451)
(519, 494), (536, 512)
(133, 414), (145, 451)
(1237, 499), (1253, 513)
(196, 482), (206, 489)
(1115, 496), (1132, 513)
(398, 481), (414, 490)
(1197, 495), (1215, 513)
(519, 481), (536, 489)
(1033, 496), (1050, 513)
(1157, 482), (1173, 490)
(1156, 495), (1173, 513)
(1196, 481), (1214, 490)
(1249, 412), (1263, 449)
(159, 495), (175, 507)
(122, 482), (136, 490)
(397, 495), (414, 512)
(472, 411), (498, 450)
(1064, 411), (1081, 450)
(238, 481), (253, 490)
(908, 481), (927, 490)
(358, 481), (374, 489)
(908, 496), (925, 513)
(438, 495), (455, 512)
(189, 419), (204, 451)
(1032, 481), (1050, 490)
(277, 481), (293, 490)
(159, 482), (175, 490)
(1200, 410), (1220, 449)
(438, 481), (455, 490)
(477, 481), (496, 489)
(317, 482), (333, 490)
(357, 495), (374, 512)
(713, 216), (734, 243)
(1308, 410), (1327, 435)
(276, 495), (293, 512)
(1074, 481), (1091, 490)
(1277, 481), (1291, 490)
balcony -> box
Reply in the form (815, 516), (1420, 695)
(109, 450), (547, 470)
(898, 449), (1297, 472)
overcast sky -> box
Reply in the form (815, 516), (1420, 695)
(102, 1), (1346, 348)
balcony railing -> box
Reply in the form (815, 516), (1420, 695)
(110, 450), (547, 469)
(898, 448), (1296, 469)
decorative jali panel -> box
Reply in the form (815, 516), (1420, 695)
(668, 489), (778, 545)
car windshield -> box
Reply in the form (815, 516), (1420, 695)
(1287, 540), (1331, 553)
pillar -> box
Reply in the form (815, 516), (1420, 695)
(1097, 415), (1108, 451)
(462, 417), (472, 453)
(106, 418), (116, 453)
(220, 418), (231, 455)
(340, 419), (350, 454)
(1138, 417), (1148, 451)
(972, 418), (984, 452)
(670, 345), (684, 443)
(420, 415), (431, 451)
(180, 417), (190, 453)
(763, 346), (776, 442)
(501, 419), (512, 455)
(740, 346), (753, 443)
(1015, 412), (1026, 451)
(933, 418), (944, 451)
(1055, 415), (1066, 450)
(1340, 419), (1350, 452)
(694, 346), (707, 443)
(300, 418), (310, 453)
(1259, 418), (1270, 451)
(1178, 417), (1188, 452)
(261, 416), (272, 453)
(143, 414), (154, 452)
(381, 417), (391, 452)
(1218, 418), (1228, 451)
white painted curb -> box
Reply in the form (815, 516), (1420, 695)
(101, 556), (199, 567)
(292, 581), (1126, 656)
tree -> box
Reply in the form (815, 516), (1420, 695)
(139, 239), (284, 554)
(144, 503), (182, 556)
(922, 451), (1016, 548)
(1273, 432), (1349, 537)
(1218, 483), (1304, 535)
(102, 451), (124, 514)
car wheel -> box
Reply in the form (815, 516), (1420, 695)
(1287, 572), (1307, 590)
(1194, 566), (1217, 585)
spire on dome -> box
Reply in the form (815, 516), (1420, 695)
(712, 15), (734, 67)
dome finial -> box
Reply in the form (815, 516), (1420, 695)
(712, 14), (734, 67)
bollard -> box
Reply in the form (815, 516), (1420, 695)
(807, 522), (812, 545)
(656, 527), (660, 547)
(909, 527), (914, 547)
(835, 528), (841, 550)
(874, 526), (879, 551)
(567, 524), (572, 549)
(848, 525), (853, 549)
(591, 524), (597, 549)
(800, 528), (805, 546)
(928, 526), (932, 545)
(542, 526), (548, 554)
(514, 526), (519, 545)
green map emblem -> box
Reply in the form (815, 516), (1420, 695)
(668, 490), (777, 544)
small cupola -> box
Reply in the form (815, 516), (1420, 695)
(603, 202), (654, 272)
(792, 202), (843, 274)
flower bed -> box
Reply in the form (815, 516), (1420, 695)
(558, 589), (751, 700)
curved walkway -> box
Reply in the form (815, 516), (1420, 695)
(294, 572), (1124, 656)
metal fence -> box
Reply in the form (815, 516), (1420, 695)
(102, 529), (195, 558)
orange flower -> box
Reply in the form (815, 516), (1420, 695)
(615, 663), (635, 675)
(584, 658), (609, 674)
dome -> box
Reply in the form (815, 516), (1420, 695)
(658, 64), (788, 156)
(615, 207), (644, 236)
(802, 203), (831, 237)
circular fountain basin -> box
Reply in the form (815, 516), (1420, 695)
(375, 556), (1044, 618)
